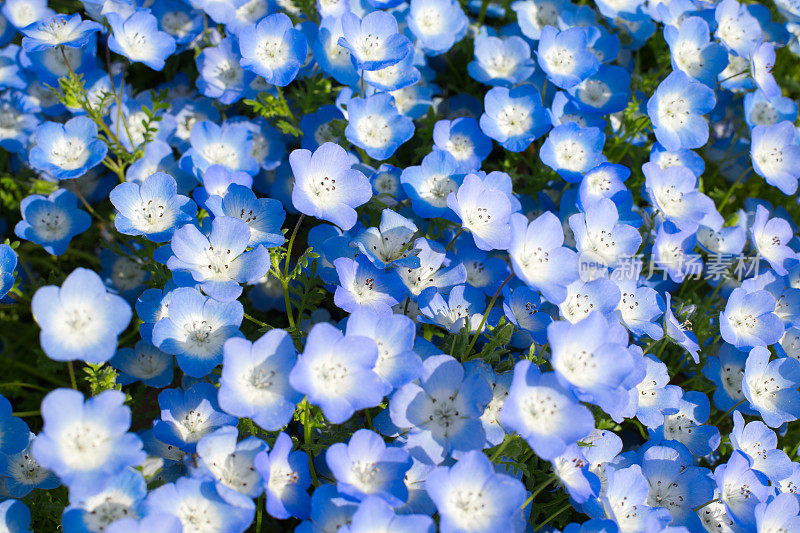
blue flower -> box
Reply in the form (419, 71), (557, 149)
(193, 165), (254, 210)
(650, 390), (720, 457)
(313, 16), (360, 87)
(479, 85), (550, 152)
(182, 121), (260, 177)
(755, 493), (800, 532)
(341, 496), (435, 533)
(468, 33), (535, 86)
(703, 342), (752, 413)
(433, 117), (492, 173)
(396, 239), (467, 296)
(566, 64), (631, 115)
(643, 162), (722, 231)
(0, 500), (31, 533)
(345, 307), (422, 393)
(353, 208), (419, 269)
(345, 93), (414, 160)
(601, 465), (671, 531)
(239, 14), (307, 86)
(32, 389), (145, 488)
(447, 173), (513, 251)
(417, 284), (486, 334)
(295, 484), (358, 532)
(290, 142), (372, 230)
(153, 287), (244, 377)
(751, 121), (800, 195)
(153, 382), (238, 453)
(731, 410), (793, 482)
(501, 361), (594, 460)
(195, 426), (267, 502)
(720, 287), (784, 350)
(196, 38), (252, 105)
(289, 322), (384, 424)
(103, 514), (183, 533)
(425, 450), (526, 532)
(390, 355), (491, 462)
(536, 26), (600, 89)
(31, 267), (132, 364)
(714, 0), (762, 57)
(508, 211), (579, 304)
(1, 432), (59, 498)
(167, 216), (269, 301)
(2, 0), (53, 29)
(21, 13), (101, 52)
(743, 346), (800, 427)
(401, 150), (462, 220)
(407, 0), (468, 55)
(664, 16), (728, 86)
(0, 395), (29, 457)
(363, 51), (421, 92)
(107, 9), (177, 71)
(145, 476), (253, 532)
(502, 285), (552, 344)
(28, 117), (107, 180)
(255, 432), (312, 520)
(61, 468), (147, 532)
(326, 428), (411, 505)
(713, 451), (771, 530)
(512, 0), (567, 40)
(338, 10), (413, 71)
(647, 70), (716, 152)
(110, 340), (173, 388)
(635, 354), (682, 428)
(570, 197), (641, 271)
(540, 122), (606, 182)
(0, 244), (17, 299)
(744, 89), (797, 129)
(110, 172), (196, 243)
(218, 330), (302, 431)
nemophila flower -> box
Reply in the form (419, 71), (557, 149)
(326, 429), (411, 505)
(0, 396), (28, 457)
(0, 92), (38, 155)
(601, 465), (672, 532)
(20, 13), (101, 52)
(540, 122), (606, 182)
(104, 514), (183, 533)
(703, 343), (751, 413)
(751, 204), (798, 275)
(193, 165), (254, 210)
(151, 2), (203, 50)
(239, 14), (307, 86)
(290, 142), (372, 230)
(153, 287), (244, 377)
(313, 15), (360, 87)
(61, 468), (147, 532)
(145, 477), (253, 533)
(369, 164), (406, 204)
(652, 222), (702, 283)
(196, 38), (252, 105)
(417, 284), (486, 334)
(107, 9), (177, 71)
(652, 390), (720, 457)
(218, 331), (301, 431)
(2, 0), (52, 29)
(744, 90), (797, 128)
(31, 267), (131, 364)
(345, 307), (422, 393)
(468, 34), (535, 86)
(183, 121), (260, 177)
(110, 172), (196, 243)
(295, 484), (358, 532)
(254, 432), (312, 520)
(401, 150), (462, 220)
(511, 0), (565, 40)
(565, 65), (630, 116)
(731, 410), (793, 482)
(551, 444), (600, 505)
(32, 389), (145, 488)
(479, 85), (550, 152)
(0, 499), (30, 533)
(396, 239), (467, 296)
(463, 360), (512, 447)
(195, 426), (267, 502)
(289, 322), (384, 424)
(715, 0), (762, 57)
(647, 70), (715, 152)
(714, 451), (772, 531)
(389, 355), (492, 463)
(363, 50), (421, 92)
(643, 162), (722, 232)
(206, 184), (285, 248)
(635, 354), (681, 428)
(338, 10), (413, 71)
(548, 312), (636, 412)
(501, 361), (594, 460)
(28, 117), (107, 180)
(508, 211), (579, 304)
(153, 382), (238, 453)
(743, 346), (800, 427)
(1, 432), (59, 498)
(502, 285), (552, 344)
(649, 143), (706, 177)
(570, 198), (642, 271)
(663, 292), (701, 364)
(345, 93), (414, 160)
(433, 117), (492, 173)
(536, 26), (599, 89)
(340, 496), (434, 533)
(353, 209), (419, 269)
(0, 243), (16, 299)
(750, 41), (779, 99)
(663, 16), (728, 87)
(457, 245), (511, 296)
(720, 287), (784, 350)
(612, 271), (664, 340)
(110, 340), (173, 388)
(640, 445), (715, 530)
(750, 121), (800, 195)
(407, 0), (468, 56)
(447, 173), (512, 251)
(425, 451), (526, 533)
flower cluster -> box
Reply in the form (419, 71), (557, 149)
(1, 0), (800, 531)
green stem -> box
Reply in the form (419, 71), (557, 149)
(462, 273), (515, 360)
(302, 399), (320, 486)
(712, 398), (746, 426)
(534, 502), (571, 530)
(67, 361), (78, 390)
(243, 312), (268, 328)
(12, 411), (40, 417)
(717, 167), (751, 213)
(445, 228), (464, 251)
(489, 435), (514, 462)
